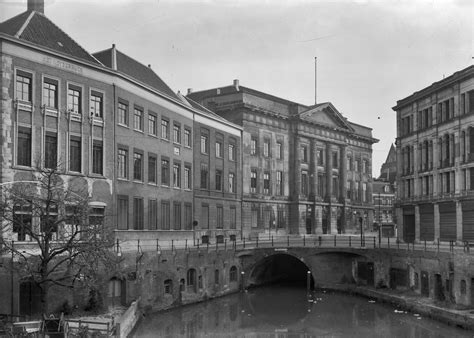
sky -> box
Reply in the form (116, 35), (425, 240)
(1, 0), (473, 176)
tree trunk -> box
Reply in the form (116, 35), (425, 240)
(40, 280), (50, 314)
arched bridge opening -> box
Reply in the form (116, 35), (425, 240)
(247, 253), (315, 289)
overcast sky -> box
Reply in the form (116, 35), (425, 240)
(1, 0), (473, 175)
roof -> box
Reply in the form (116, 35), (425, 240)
(0, 10), (101, 65)
(393, 65), (474, 111)
(372, 180), (394, 194)
(184, 95), (243, 130)
(93, 47), (180, 100)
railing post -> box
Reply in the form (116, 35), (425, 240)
(185, 239), (188, 251)
(373, 236), (376, 249)
(287, 236), (290, 247)
(172, 239), (174, 252)
(349, 236), (351, 247)
(424, 239), (426, 252)
(387, 236), (390, 249)
(303, 235), (306, 247)
(207, 241), (209, 252)
(243, 238), (246, 249)
(116, 238), (119, 252)
(437, 238), (440, 253)
(256, 236), (259, 248)
(334, 235), (336, 247)
(137, 239), (140, 253)
(225, 239), (227, 251)
(156, 239), (159, 252)
(272, 236), (274, 247)
(318, 236), (322, 246)
(197, 242), (200, 250)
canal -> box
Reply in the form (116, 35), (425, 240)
(133, 284), (472, 337)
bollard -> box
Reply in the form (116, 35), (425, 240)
(318, 236), (322, 246)
(256, 236), (259, 248)
(185, 239), (188, 251)
(307, 271), (311, 291)
(197, 242), (200, 250)
(334, 235), (336, 247)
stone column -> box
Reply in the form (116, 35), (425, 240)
(434, 203), (440, 241)
(415, 205), (420, 243)
(340, 145), (347, 200)
(456, 201), (463, 243)
(310, 139), (317, 199)
(396, 207), (403, 240)
(294, 137), (301, 197)
(326, 143), (333, 199)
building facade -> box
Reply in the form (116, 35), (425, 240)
(188, 81), (378, 238)
(393, 65), (474, 243)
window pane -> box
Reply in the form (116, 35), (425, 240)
(117, 101), (128, 125)
(44, 133), (57, 169)
(118, 148), (128, 179)
(69, 137), (81, 172)
(68, 87), (81, 114)
(148, 156), (157, 183)
(133, 152), (142, 180)
(92, 140), (103, 175)
(90, 93), (103, 118)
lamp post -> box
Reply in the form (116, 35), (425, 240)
(11, 240), (14, 315)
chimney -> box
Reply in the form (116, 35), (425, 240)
(187, 88), (193, 95)
(27, 0), (44, 14)
(111, 44), (117, 70)
(233, 79), (239, 91)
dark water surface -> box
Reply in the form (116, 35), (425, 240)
(133, 286), (473, 337)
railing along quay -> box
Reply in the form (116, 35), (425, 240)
(114, 235), (474, 256)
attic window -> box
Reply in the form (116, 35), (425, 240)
(57, 41), (63, 47)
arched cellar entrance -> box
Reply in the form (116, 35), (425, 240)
(248, 253), (314, 289)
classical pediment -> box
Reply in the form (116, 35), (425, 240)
(298, 103), (354, 131)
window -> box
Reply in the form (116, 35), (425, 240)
(250, 170), (257, 193)
(230, 266), (237, 282)
(276, 171), (283, 195)
(362, 182), (367, 202)
(317, 149), (324, 166)
(263, 172), (270, 195)
(148, 199), (157, 230)
(148, 113), (157, 135)
(133, 108), (143, 131)
(215, 169), (222, 191)
(277, 209), (285, 228)
(43, 79), (58, 108)
(301, 145), (308, 163)
(184, 204), (192, 230)
(362, 160), (367, 173)
(201, 134), (208, 154)
(90, 91), (103, 118)
(13, 202), (32, 241)
(276, 141), (282, 160)
(301, 171), (308, 196)
(133, 198), (144, 230)
(117, 101), (128, 125)
(347, 156), (352, 171)
(161, 159), (170, 185)
(16, 71), (32, 102)
(200, 164), (209, 189)
(92, 140), (103, 175)
(161, 201), (170, 230)
(354, 160), (359, 172)
(44, 132), (57, 169)
(164, 279), (173, 294)
(317, 174), (325, 197)
(332, 152), (339, 168)
(184, 166), (192, 189)
(118, 148), (128, 179)
(201, 204), (209, 229)
(161, 118), (170, 140)
(229, 173), (235, 193)
(17, 126), (32, 166)
(133, 152), (143, 181)
(174, 202), (181, 230)
(216, 141), (223, 158)
(148, 155), (157, 183)
(68, 85), (81, 114)
(173, 163), (181, 188)
(229, 143), (235, 161)
(187, 269), (197, 288)
(183, 128), (191, 148)
(230, 207), (236, 229)
(263, 139), (270, 157)
(332, 176), (339, 198)
(217, 206), (223, 229)
(117, 196), (128, 230)
(69, 136), (81, 172)
(173, 124), (181, 143)
(250, 137), (257, 155)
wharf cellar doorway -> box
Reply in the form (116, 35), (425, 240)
(403, 207), (415, 243)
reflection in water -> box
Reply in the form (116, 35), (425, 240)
(133, 285), (472, 337)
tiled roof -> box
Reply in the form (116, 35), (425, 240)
(93, 48), (179, 100)
(0, 10), (101, 65)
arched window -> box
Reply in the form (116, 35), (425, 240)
(164, 279), (173, 294)
(229, 266), (238, 282)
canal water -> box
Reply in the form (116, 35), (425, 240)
(134, 285), (473, 337)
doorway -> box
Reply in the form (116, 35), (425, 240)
(421, 271), (429, 297)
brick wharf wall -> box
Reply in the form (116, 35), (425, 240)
(193, 120), (242, 241)
(394, 66), (474, 243)
(113, 85), (194, 238)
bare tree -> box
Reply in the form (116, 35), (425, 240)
(0, 167), (117, 314)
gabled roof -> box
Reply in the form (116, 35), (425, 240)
(93, 47), (180, 100)
(297, 102), (354, 131)
(0, 10), (101, 65)
(385, 144), (396, 164)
